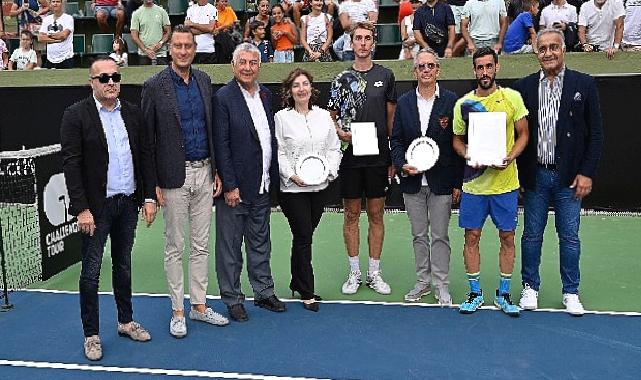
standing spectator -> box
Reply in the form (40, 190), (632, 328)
(0, 38), (7, 70)
(398, 0), (421, 60)
(244, 0), (272, 42)
(213, 43), (287, 322)
(214, 0), (239, 64)
(38, 0), (74, 69)
(327, 21), (397, 296)
(294, 0), (335, 28)
(398, 0), (414, 24)
(301, 0), (333, 62)
(130, 0), (171, 65)
(539, 0), (579, 49)
(9, 30), (38, 70)
(185, 0), (218, 64)
(275, 68), (342, 312)
(448, 0), (469, 56)
(9, 0), (49, 67)
(460, 0), (509, 54)
(513, 29), (603, 316)
(92, 0), (126, 36)
(142, 25), (228, 338)
(390, 48), (463, 305)
(271, 3), (298, 63)
(249, 21), (274, 62)
(109, 36), (128, 67)
(452, 48), (529, 316)
(413, 0), (456, 57)
(504, 0), (540, 54)
(622, 0), (641, 50)
(578, 0), (625, 59)
(337, 0), (378, 61)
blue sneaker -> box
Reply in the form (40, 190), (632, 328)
(494, 290), (520, 317)
(459, 291), (484, 314)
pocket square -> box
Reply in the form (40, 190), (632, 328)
(574, 92), (582, 101)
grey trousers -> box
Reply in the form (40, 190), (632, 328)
(403, 186), (453, 287)
(215, 193), (275, 306)
(162, 163), (214, 311)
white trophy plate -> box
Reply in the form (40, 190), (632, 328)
(295, 154), (329, 186)
(406, 137), (440, 171)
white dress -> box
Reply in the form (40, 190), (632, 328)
(399, 15), (420, 60)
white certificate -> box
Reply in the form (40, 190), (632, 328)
(467, 112), (507, 166)
(350, 122), (379, 156)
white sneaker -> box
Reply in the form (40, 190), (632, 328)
(341, 270), (362, 294)
(366, 271), (391, 295)
(563, 293), (585, 316)
(189, 307), (230, 326)
(435, 285), (452, 307)
(519, 284), (539, 310)
(169, 316), (187, 338)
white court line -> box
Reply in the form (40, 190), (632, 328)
(18, 288), (641, 317)
(0, 359), (331, 380)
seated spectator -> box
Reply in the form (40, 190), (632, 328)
(9, 30), (38, 70)
(301, 0), (333, 61)
(539, 0), (579, 49)
(250, 20), (274, 62)
(244, 0), (272, 42)
(622, 0), (641, 51)
(10, 0), (49, 67)
(130, 0), (171, 65)
(214, 0), (239, 63)
(92, 0), (126, 36)
(216, 0), (238, 33)
(460, 0), (508, 54)
(38, 0), (74, 69)
(293, 0), (335, 28)
(504, 0), (539, 53)
(109, 36), (128, 67)
(413, 0), (455, 57)
(271, 3), (298, 63)
(578, 0), (624, 59)
(185, 0), (218, 64)
(398, 0), (421, 60)
(0, 38), (7, 70)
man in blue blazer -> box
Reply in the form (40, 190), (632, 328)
(513, 29), (604, 316)
(390, 48), (464, 306)
(213, 43), (286, 322)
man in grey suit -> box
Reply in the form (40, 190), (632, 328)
(213, 43), (286, 322)
(142, 25), (229, 338)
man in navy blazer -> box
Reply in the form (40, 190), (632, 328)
(513, 29), (603, 316)
(390, 48), (464, 306)
(213, 43), (286, 322)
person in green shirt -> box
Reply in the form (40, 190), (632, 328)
(130, 0), (171, 65)
(452, 47), (529, 317)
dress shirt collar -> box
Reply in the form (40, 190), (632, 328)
(415, 83), (440, 101)
(93, 95), (121, 113)
(539, 66), (566, 83)
(238, 80), (261, 98)
(169, 66), (194, 85)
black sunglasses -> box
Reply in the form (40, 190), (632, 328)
(416, 62), (439, 71)
(91, 72), (122, 83)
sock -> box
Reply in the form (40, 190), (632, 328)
(368, 257), (380, 274)
(467, 272), (481, 294)
(348, 256), (360, 272)
(499, 273), (512, 295)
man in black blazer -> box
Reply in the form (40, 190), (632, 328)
(61, 58), (156, 361)
(142, 25), (228, 338)
(213, 43), (286, 322)
(513, 28), (604, 316)
(390, 48), (464, 306)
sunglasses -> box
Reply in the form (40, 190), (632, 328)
(91, 72), (122, 83)
(416, 62), (439, 71)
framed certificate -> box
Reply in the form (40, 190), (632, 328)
(467, 112), (507, 166)
(350, 122), (379, 156)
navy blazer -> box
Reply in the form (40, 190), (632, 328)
(213, 80), (279, 203)
(390, 87), (464, 195)
(142, 66), (216, 189)
(513, 69), (604, 190)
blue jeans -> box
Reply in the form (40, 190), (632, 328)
(521, 167), (582, 294)
(79, 195), (138, 337)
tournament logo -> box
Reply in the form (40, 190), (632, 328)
(43, 173), (70, 227)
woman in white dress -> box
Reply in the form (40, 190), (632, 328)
(275, 68), (341, 312)
(399, 0), (422, 60)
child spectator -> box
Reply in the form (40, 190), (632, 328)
(8, 30), (38, 70)
(503, 0), (539, 54)
(271, 3), (298, 63)
(250, 20), (274, 62)
(301, 0), (333, 61)
(109, 36), (128, 67)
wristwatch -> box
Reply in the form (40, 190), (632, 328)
(614, 43), (620, 50)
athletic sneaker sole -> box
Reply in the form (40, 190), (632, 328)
(494, 300), (520, 317)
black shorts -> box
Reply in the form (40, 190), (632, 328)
(340, 166), (389, 199)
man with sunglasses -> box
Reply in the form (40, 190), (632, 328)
(390, 48), (463, 305)
(452, 47), (529, 317)
(143, 25), (228, 338)
(513, 29), (603, 316)
(61, 57), (157, 360)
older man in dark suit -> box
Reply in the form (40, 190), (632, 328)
(513, 28), (603, 316)
(61, 57), (156, 361)
(390, 48), (463, 306)
(142, 25), (228, 338)
(213, 42), (286, 322)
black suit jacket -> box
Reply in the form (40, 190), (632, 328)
(142, 66), (216, 189)
(60, 97), (155, 216)
(213, 80), (279, 204)
(390, 87), (464, 195)
(513, 69), (604, 190)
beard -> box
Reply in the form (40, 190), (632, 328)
(477, 74), (496, 90)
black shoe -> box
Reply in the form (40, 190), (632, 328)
(303, 300), (320, 312)
(254, 295), (287, 312)
(291, 288), (323, 302)
(227, 303), (249, 322)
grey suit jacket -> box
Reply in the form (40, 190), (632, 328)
(142, 66), (216, 189)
